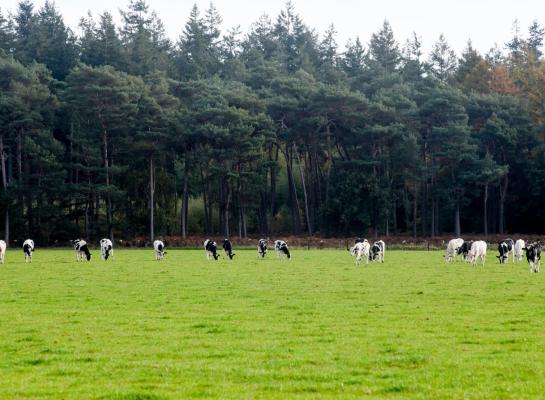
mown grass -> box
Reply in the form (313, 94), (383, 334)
(0, 248), (544, 399)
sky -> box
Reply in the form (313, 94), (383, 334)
(1, 0), (544, 55)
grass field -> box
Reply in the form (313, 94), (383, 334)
(1, 248), (544, 399)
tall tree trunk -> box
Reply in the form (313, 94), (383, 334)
(430, 196), (435, 238)
(200, 165), (211, 234)
(181, 164), (189, 238)
(294, 144), (312, 236)
(242, 206), (247, 238)
(483, 182), (489, 235)
(269, 146), (278, 231)
(102, 128), (113, 241)
(16, 130), (23, 234)
(149, 156), (155, 241)
(0, 135), (9, 244)
(26, 161), (32, 237)
(413, 184), (418, 239)
(454, 197), (461, 237)
(499, 174), (508, 234)
(223, 180), (231, 237)
(259, 191), (269, 234)
(285, 144), (301, 234)
(435, 197), (440, 235)
(421, 182), (427, 236)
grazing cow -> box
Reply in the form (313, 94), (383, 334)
(370, 240), (385, 263)
(204, 239), (219, 260)
(457, 241), (474, 262)
(525, 242), (541, 273)
(153, 240), (166, 260)
(445, 238), (464, 263)
(0, 240), (6, 264)
(497, 238), (515, 264)
(274, 240), (291, 259)
(73, 239), (91, 261)
(258, 239), (267, 258)
(100, 238), (113, 260)
(22, 239), (34, 263)
(468, 240), (487, 267)
(351, 239), (370, 266)
(514, 239), (525, 262)
(222, 239), (235, 260)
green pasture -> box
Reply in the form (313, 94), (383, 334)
(0, 248), (543, 399)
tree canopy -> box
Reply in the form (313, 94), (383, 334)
(0, 1), (545, 242)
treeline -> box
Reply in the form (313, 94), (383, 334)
(0, 0), (545, 244)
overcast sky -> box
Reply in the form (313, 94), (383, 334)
(1, 0), (544, 55)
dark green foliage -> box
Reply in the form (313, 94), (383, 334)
(0, 2), (544, 241)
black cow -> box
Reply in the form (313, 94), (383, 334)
(204, 239), (219, 260)
(223, 239), (235, 260)
(457, 241), (474, 262)
(526, 242), (541, 273)
(258, 239), (267, 258)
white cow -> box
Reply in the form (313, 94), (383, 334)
(445, 238), (464, 263)
(100, 238), (113, 260)
(468, 240), (487, 267)
(23, 239), (34, 263)
(153, 240), (166, 260)
(0, 240), (6, 264)
(514, 239), (525, 262)
(351, 240), (370, 266)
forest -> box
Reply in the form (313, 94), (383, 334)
(0, 0), (545, 244)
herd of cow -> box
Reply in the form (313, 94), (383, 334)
(0, 236), (540, 273)
(445, 238), (542, 272)
(0, 237), (293, 264)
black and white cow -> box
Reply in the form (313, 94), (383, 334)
(526, 242), (541, 273)
(100, 238), (113, 260)
(0, 239), (6, 264)
(497, 238), (515, 264)
(204, 239), (219, 260)
(73, 239), (91, 261)
(153, 240), (166, 260)
(370, 240), (385, 263)
(222, 239), (235, 260)
(274, 240), (291, 259)
(457, 241), (474, 262)
(258, 239), (267, 258)
(23, 239), (34, 263)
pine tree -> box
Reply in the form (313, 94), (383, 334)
(428, 34), (457, 82)
(368, 20), (400, 74)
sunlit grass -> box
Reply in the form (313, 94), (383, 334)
(0, 248), (543, 399)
